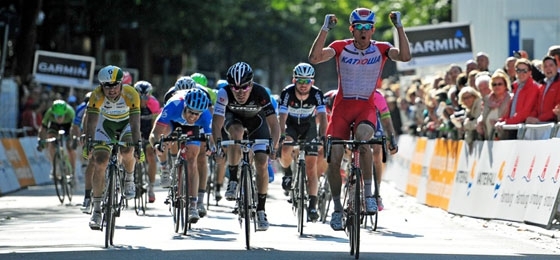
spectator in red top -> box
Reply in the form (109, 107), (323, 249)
(526, 56), (560, 123)
(495, 58), (540, 139)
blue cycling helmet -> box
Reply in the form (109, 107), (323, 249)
(184, 88), (210, 112)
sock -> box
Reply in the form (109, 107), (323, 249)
(197, 189), (205, 205)
(93, 197), (102, 212)
(257, 193), (267, 211)
(364, 179), (373, 197)
(189, 197), (197, 208)
(228, 165), (238, 182)
(333, 196), (343, 212)
(125, 172), (134, 182)
(216, 183), (222, 192)
(84, 189), (91, 199)
(309, 195), (317, 209)
(282, 166), (292, 177)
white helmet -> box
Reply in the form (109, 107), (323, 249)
(293, 63), (315, 78)
(174, 76), (197, 90)
(349, 8), (376, 24)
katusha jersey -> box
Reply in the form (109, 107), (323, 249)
(329, 39), (392, 101)
(87, 84), (140, 122)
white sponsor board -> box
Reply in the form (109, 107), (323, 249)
(0, 142), (20, 194)
(33, 50), (96, 89)
(19, 137), (52, 185)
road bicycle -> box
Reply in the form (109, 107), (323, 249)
(325, 129), (386, 259)
(161, 131), (202, 235)
(133, 160), (149, 215)
(88, 138), (136, 248)
(42, 130), (75, 204)
(218, 138), (270, 250)
(283, 139), (323, 236)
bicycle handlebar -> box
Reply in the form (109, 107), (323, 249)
(218, 139), (271, 147)
(325, 136), (387, 164)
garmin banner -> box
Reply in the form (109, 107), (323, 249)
(395, 22), (473, 71)
(33, 51), (96, 89)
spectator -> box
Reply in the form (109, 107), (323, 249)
(526, 56), (560, 123)
(495, 58), (540, 139)
(504, 56), (517, 83)
(451, 86), (482, 144)
(465, 59), (477, 76)
(476, 52), (490, 72)
(467, 69), (480, 88)
(475, 71), (492, 97)
(477, 71), (512, 140)
(547, 45), (560, 73)
(20, 101), (43, 136)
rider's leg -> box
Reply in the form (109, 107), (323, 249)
(196, 141), (208, 208)
(254, 152), (269, 211)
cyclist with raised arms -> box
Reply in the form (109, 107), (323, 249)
(212, 62), (280, 231)
(277, 62), (327, 222)
(149, 88), (212, 223)
(37, 100), (77, 181)
(308, 8), (408, 231)
(134, 80), (161, 203)
(84, 65), (143, 230)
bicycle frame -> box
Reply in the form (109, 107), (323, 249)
(89, 138), (134, 248)
(161, 132), (202, 235)
(326, 134), (386, 259)
(44, 129), (73, 204)
(283, 139), (323, 235)
(218, 138), (270, 250)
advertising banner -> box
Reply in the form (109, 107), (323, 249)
(33, 50), (96, 89)
(395, 22), (473, 71)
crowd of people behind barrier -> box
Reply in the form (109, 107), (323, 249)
(395, 45), (560, 144)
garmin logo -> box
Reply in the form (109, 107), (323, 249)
(411, 35), (469, 54)
(38, 62), (89, 77)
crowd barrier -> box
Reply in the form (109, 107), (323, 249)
(385, 134), (560, 229)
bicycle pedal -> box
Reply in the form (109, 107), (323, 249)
(232, 207), (239, 214)
(164, 199), (170, 205)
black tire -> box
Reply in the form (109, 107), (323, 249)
(242, 165), (251, 250)
(134, 162), (146, 215)
(206, 156), (216, 209)
(353, 169), (361, 259)
(104, 165), (116, 248)
(53, 153), (65, 204)
(297, 163), (305, 236)
(182, 161), (190, 236)
(65, 162), (74, 203)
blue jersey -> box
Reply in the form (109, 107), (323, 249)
(73, 101), (87, 129)
(157, 90), (212, 134)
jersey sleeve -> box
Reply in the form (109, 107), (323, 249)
(278, 87), (290, 115)
(87, 86), (104, 114)
(213, 88), (228, 117)
(314, 88), (327, 114)
(156, 101), (181, 126)
(123, 85), (141, 115)
(64, 104), (75, 124)
(374, 90), (390, 118)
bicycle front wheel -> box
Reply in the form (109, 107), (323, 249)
(53, 153), (65, 204)
(242, 165), (251, 250)
(134, 162), (146, 215)
(104, 166), (117, 248)
(297, 163), (305, 236)
(352, 169), (361, 259)
(64, 161), (74, 203)
(182, 161), (190, 236)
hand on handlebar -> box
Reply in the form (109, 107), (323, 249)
(388, 135), (398, 155)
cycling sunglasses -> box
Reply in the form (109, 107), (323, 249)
(352, 23), (374, 31)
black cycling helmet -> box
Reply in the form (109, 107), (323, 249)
(226, 62), (253, 86)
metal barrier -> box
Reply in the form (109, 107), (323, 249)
(0, 127), (34, 138)
(500, 123), (559, 140)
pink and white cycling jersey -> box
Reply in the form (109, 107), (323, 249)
(329, 39), (393, 101)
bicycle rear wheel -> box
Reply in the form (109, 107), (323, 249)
(297, 163), (305, 236)
(242, 165), (251, 250)
(53, 153), (65, 204)
(65, 163), (74, 203)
